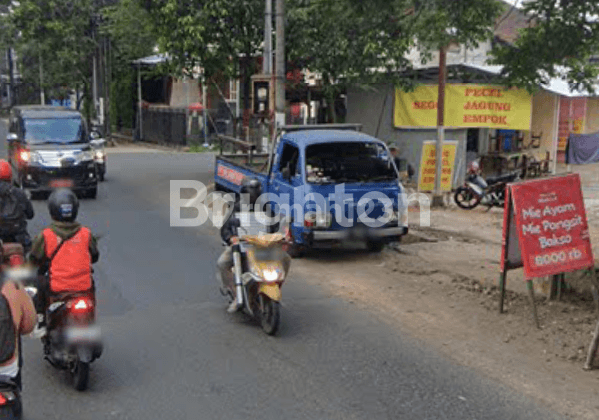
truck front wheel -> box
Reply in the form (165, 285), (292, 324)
(367, 241), (385, 252)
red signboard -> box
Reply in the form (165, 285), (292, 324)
(217, 165), (245, 186)
(501, 174), (593, 279)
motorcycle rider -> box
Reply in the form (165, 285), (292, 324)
(0, 160), (34, 253)
(218, 178), (290, 313)
(0, 273), (37, 390)
(28, 189), (99, 328)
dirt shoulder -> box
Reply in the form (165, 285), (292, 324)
(293, 207), (599, 420)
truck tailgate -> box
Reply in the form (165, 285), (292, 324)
(214, 156), (268, 194)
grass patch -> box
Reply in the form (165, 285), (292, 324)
(187, 143), (212, 153)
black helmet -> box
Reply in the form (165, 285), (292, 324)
(240, 178), (262, 206)
(48, 188), (79, 222)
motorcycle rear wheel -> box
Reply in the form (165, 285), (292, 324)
(454, 186), (482, 210)
(71, 360), (90, 391)
(259, 296), (280, 336)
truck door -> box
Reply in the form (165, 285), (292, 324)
(272, 141), (302, 224)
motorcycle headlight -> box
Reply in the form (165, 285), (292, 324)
(262, 267), (283, 282)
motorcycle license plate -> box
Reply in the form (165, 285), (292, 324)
(50, 179), (73, 188)
(64, 326), (101, 344)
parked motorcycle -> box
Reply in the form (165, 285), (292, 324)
(25, 283), (102, 391)
(454, 162), (520, 210)
(221, 232), (288, 335)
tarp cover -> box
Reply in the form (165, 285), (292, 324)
(566, 131), (599, 164)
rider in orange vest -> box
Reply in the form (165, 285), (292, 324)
(29, 189), (99, 326)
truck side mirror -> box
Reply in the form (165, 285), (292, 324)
(90, 130), (101, 140)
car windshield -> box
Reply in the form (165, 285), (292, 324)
(305, 141), (398, 184)
(23, 117), (85, 144)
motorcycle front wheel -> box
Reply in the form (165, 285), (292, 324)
(454, 186), (482, 210)
(71, 360), (90, 391)
(259, 295), (280, 336)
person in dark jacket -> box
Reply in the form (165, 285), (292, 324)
(0, 160), (34, 253)
(389, 146), (415, 181)
(217, 178), (289, 313)
(29, 189), (99, 328)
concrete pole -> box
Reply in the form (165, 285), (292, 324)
(264, 0), (272, 74)
(552, 94), (559, 174)
(433, 46), (447, 207)
(92, 55), (98, 118)
(137, 65), (142, 141)
(203, 76), (208, 147)
(39, 52), (44, 105)
(275, 0), (285, 127)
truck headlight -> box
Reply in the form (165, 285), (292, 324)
(304, 211), (332, 229)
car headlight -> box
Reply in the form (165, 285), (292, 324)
(77, 150), (94, 163)
(20, 150), (41, 164)
(94, 150), (105, 161)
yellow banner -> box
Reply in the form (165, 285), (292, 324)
(418, 141), (457, 192)
(395, 84), (532, 130)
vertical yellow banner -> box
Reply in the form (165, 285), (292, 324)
(418, 141), (458, 192)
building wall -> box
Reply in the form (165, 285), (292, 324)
(347, 84), (468, 188)
(530, 90), (558, 160)
(169, 79), (201, 107)
(585, 98), (599, 133)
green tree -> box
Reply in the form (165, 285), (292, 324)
(144, 0), (264, 119)
(10, 0), (98, 109)
(102, 0), (157, 129)
(491, 0), (599, 94)
(287, 0), (503, 121)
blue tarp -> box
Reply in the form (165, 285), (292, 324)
(566, 131), (599, 165)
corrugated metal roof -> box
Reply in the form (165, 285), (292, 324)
(463, 63), (598, 98)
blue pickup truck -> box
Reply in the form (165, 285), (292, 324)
(214, 125), (408, 256)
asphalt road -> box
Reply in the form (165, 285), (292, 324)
(0, 121), (566, 420)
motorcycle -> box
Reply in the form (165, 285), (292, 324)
(0, 242), (33, 420)
(454, 162), (520, 210)
(221, 232), (288, 336)
(0, 375), (21, 419)
(25, 283), (102, 391)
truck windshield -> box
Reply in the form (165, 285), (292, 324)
(305, 142), (398, 184)
(23, 118), (85, 144)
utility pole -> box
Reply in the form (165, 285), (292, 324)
(264, 0), (272, 75)
(7, 48), (14, 107)
(275, 0), (285, 127)
(432, 45), (447, 207)
(39, 52), (44, 105)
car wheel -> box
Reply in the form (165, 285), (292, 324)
(86, 187), (98, 199)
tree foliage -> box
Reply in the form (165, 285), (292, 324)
(490, 0), (599, 94)
(287, 0), (502, 95)
(144, 0), (264, 112)
(102, 0), (157, 128)
(10, 0), (97, 97)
